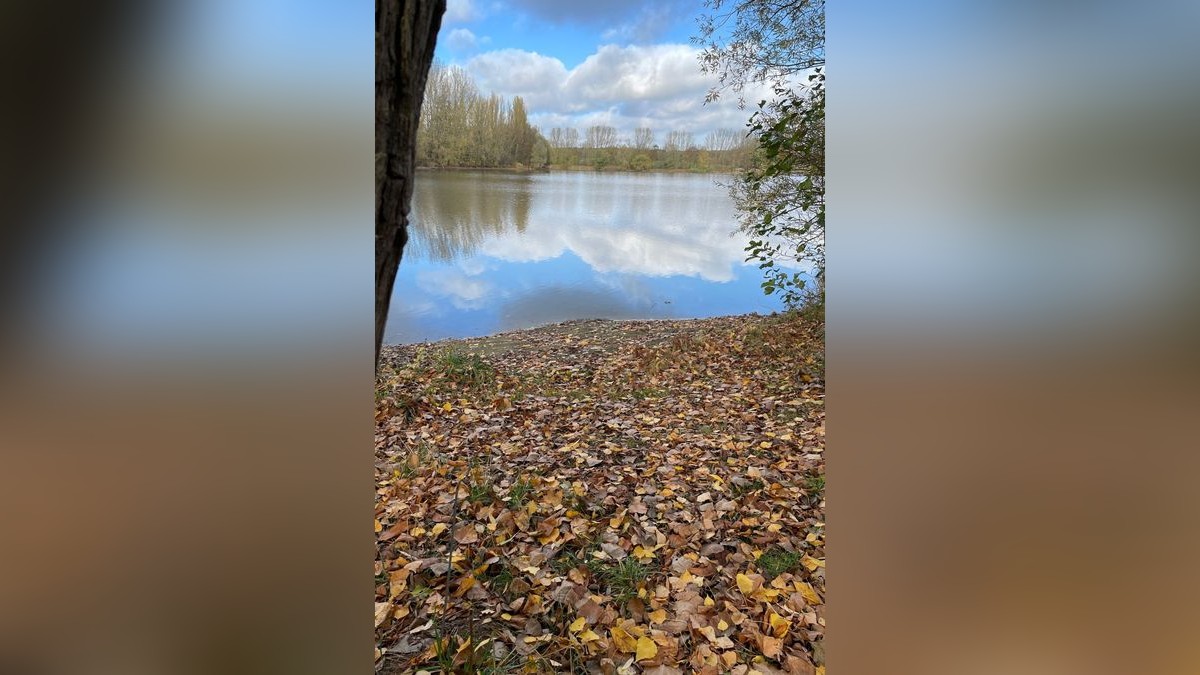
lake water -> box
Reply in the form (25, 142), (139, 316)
(386, 170), (792, 344)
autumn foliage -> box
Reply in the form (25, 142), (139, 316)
(375, 312), (824, 673)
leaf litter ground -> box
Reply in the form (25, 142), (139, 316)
(375, 312), (824, 674)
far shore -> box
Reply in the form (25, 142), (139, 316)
(415, 165), (742, 176)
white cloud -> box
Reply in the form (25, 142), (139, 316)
(566, 44), (710, 103)
(465, 49), (570, 110)
(445, 28), (478, 52)
(463, 43), (777, 140)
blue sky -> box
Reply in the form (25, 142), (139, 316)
(431, 0), (774, 145)
(437, 0), (704, 69)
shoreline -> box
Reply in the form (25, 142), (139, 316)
(380, 312), (778, 359)
(415, 165), (742, 176)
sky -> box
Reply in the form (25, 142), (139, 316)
(433, 0), (775, 147)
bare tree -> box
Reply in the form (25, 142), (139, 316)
(377, 0), (446, 364)
(704, 128), (742, 152)
(664, 130), (694, 151)
(633, 127), (654, 149)
(585, 125), (618, 149)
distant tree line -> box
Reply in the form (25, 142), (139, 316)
(416, 63), (756, 172)
(417, 63), (548, 168)
(545, 125), (755, 172)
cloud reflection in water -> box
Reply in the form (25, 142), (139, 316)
(389, 170), (789, 343)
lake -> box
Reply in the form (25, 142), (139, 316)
(386, 170), (792, 344)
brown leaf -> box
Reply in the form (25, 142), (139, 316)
(453, 523), (479, 544)
(761, 634), (783, 659)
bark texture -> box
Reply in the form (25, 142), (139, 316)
(376, 0), (445, 364)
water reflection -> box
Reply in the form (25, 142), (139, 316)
(407, 171), (531, 261)
(498, 285), (663, 331)
(390, 170), (792, 344)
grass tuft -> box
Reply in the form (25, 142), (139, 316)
(590, 557), (649, 604)
(438, 348), (495, 387)
(467, 482), (494, 505)
(506, 478), (533, 509)
(758, 547), (801, 579)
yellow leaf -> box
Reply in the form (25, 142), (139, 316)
(410, 526), (426, 537)
(648, 608), (667, 624)
(718, 619), (729, 631)
(768, 612), (790, 638)
(817, 667), (825, 675)
(802, 555), (825, 571)
(753, 587), (781, 602)
(636, 635), (658, 661)
(374, 519), (382, 533)
(796, 581), (822, 605)
(736, 573), (757, 595)
(453, 576), (476, 597)
(429, 523), (447, 537)
(611, 625), (637, 653)
(442, 402), (452, 412)
(759, 441), (772, 448)
(579, 629), (600, 642)
(569, 616), (587, 633)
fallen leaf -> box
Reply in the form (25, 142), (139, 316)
(761, 635), (783, 659)
(611, 625), (638, 653)
(636, 635), (658, 661)
(453, 523), (479, 544)
(737, 573), (759, 595)
(374, 602), (390, 628)
(796, 581), (822, 605)
(768, 612), (790, 638)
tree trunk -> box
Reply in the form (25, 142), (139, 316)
(376, 0), (445, 365)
